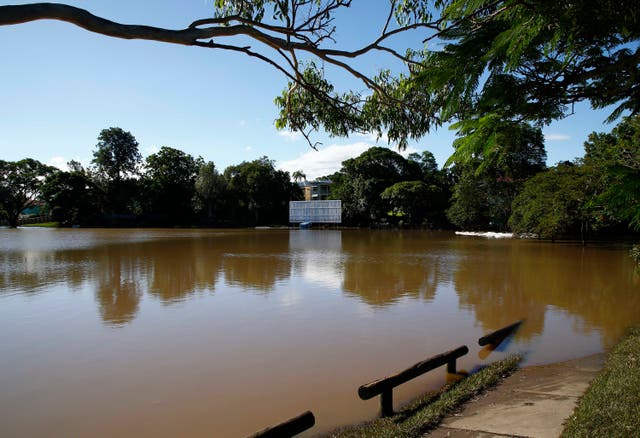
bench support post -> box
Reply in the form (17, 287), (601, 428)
(380, 388), (393, 417)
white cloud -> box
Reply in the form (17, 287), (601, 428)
(245, 146), (253, 151)
(48, 156), (69, 171)
(351, 132), (420, 158)
(355, 131), (390, 143)
(143, 145), (159, 156)
(278, 142), (371, 179)
(544, 133), (571, 141)
(279, 142), (423, 180)
(278, 130), (303, 142)
(398, 146), (420, 158)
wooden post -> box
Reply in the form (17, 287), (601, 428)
(478, 320), (524, 346)
(380, 388), (393, 417)
(358, 345), (469, 418)
(246, 411), (315, 438)
(447, 359), (457, 374)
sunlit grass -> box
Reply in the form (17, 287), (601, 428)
(20, 222), (60, 227)
(329, 355), (522, 438)
(562, 327), (640, 437)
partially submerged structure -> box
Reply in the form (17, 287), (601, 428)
(289, 200), (342, 225)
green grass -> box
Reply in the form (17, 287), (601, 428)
(562, 327), (640, 437)
(20, 222), (60, 228)
(328, 355), (522, 438)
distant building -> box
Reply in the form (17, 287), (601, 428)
(289, 200), (342, 224)
(298, 179), (332, 201)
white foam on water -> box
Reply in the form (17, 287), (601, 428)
(455, 231), (514, 239)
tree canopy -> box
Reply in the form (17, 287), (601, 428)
(142, 146), (202, 223)
(583, 114), (640, 230)
(92, 127), (141, 183)
(447, 122), (546, 230)
(1, 1), (637, 156)
(0, 158), (55, 227)
(509, 115), (640, 239)
(224, 156), (300, 225)
(509, 163), (599, 240)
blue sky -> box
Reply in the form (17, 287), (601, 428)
(0, 0), (624, 179)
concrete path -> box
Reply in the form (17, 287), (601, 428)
(426, 354), (606, 438)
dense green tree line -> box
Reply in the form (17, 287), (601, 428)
(321, 116), (640, 239)
(0, 127), (301, 227)
(324, 147), (451, 227)
(511, 115), (640, 241)
(2, 116), (639, 238)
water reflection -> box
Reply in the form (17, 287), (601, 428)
(452, 240), (544, 341)
(341, 231), (450, 306)
(451, 238), (640, 347)
(290, 230), (343, 289)
(2, 229), (640, 437)
(222, 232), (291, 292)
(0, 230), (293, 325)
(1, 229), (639, 344)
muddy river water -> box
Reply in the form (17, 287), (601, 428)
(1, 228), (638, 436)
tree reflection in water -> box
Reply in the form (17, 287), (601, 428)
(341, 231), (450, 306)
(222, 231), (291, 292)
(452, 238), (640, 347)
(1, 229), (639, 344)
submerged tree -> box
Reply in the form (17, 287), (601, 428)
(332, 147), (422, 224)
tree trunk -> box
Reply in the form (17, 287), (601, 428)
(8, 212), (19, 228)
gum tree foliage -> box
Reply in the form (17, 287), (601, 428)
(380, 180), (442, 226)
(277, 0), (640, 159)
(194, 161), (227, 222)
(142, 146), (202, 224)
(0, 158), (55, 227)
(446, 122), (546, 230)
(41, 169), (103, 226)
(223, 156), (300, 225)
(2, 1), (637, 158)
(90, 127), (143, 216)
(91, 127), (142, 183)
(509, 162), (600, 241)
(582, 115), (640, 230)
(330, 147), (423, 225)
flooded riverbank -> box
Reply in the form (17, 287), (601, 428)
(1, 228), (638, 436)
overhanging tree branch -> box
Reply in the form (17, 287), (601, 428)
(2, 1), (637, 153)
(0, 2), (431, 147)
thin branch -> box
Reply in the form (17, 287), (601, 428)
(294, 0), (351, 32)
(382, 0), (397, 36)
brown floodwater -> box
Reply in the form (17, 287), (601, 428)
(0, 228), (638, 437)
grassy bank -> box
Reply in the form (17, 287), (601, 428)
(20, 222), (60, 228)
(562, 327), (640, 437)
(329, 355), (521, 438)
